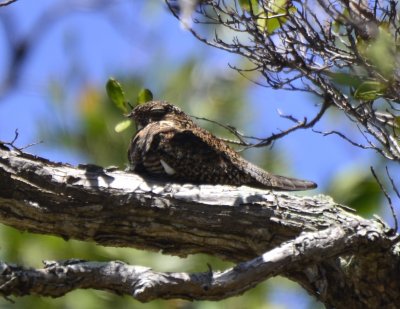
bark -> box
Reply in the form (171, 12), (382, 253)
(0, 145), (399, 308)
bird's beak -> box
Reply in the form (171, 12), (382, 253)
(125, 111), (135, 119)
(125, 111), (142, 130)
(126, 111), (144, 131)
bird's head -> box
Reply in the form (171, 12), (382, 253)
(128, 101), (190, 129)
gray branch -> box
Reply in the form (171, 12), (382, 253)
(0, 225), (388, 302)
(0, 146), (399, 308)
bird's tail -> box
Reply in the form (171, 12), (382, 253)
(243, 161), (317, 191)
(262, 174), (317, 191)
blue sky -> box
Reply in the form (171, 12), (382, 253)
(0, 1), (387, 307)
(0, 0), (376, 188)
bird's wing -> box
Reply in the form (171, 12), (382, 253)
(157, 129), (317, 190)
(127, 129), (146, 172)
(155, 128), (251, 185)
(128, 122), (176, 174)
(132, 124), (317, 190)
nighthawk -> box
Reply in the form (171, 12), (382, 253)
(127, 101), (317, 191)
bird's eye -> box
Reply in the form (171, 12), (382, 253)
(149, 108), (167, 117)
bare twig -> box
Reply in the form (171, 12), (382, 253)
(1, 129), (43, 153)
(190, 115), (255, 146)
(0, 0), (18, 7)
(385, 166), (399, 232)
(370, 166), (398, 232)
(190, 99), (329, 149)
(165, 0), (400, 161)
(249, 99), (330, 148)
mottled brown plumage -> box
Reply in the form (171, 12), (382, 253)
(127, 101), (317, 191)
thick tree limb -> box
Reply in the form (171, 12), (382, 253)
(0, 146), (361, 259)
(0, 146), (399, 308)
(0, 225), (389, 302)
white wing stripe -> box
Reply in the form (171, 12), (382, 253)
(160, 159), (176, 175)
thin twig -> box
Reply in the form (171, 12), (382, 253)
(370, 166), (398, 232)
(10, 128), (19, 145)
(191, 98), (329, 149)
(2, 129), (43, 153)
(385, 166), (399, 232)
(0, 0), (18, 7)
(165, 0), (400, 162)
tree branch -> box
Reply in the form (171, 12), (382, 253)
(0, 0), (18, 7)
(0, 146), (400, 307)
(0, 225), (390, 302)
(165, 0), (400, 162)
(0, 146), (363, 259)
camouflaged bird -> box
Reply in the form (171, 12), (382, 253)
(127, 101), (317, 191)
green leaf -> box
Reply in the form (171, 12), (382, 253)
(364, 27), (395, 78)
(137, 88), (153, 104)
(106, 78), (127, 112)
(354, 80), (386, 100)
(114, 119), (132, 133)
(239, 0), (259, 13)
(257, 0), (296, 34)
(267, 7), (296, 34)
(328, 72), (363, 88)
